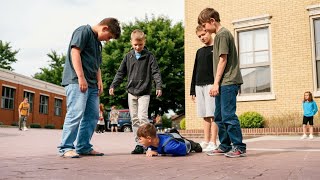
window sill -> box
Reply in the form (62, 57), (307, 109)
(237, 93), (276, 102)
(313, 91), (320, 98)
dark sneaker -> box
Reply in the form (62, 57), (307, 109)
(131, 145), (145, 154)
(206, 147), (227, 156)
(224, 148), (246, 158)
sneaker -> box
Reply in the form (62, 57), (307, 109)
(23, 127), (28, 131)
(199, 142), (209, 149)
(309, 135), (314, 139)
(131, 145), (145, 154)
(300, 134), (307, 139)
(206, 147), (227, 156)
(203, 142), (217, 152)
(224, 148), (246, 158)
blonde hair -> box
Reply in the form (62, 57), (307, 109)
(196, 25), (205, 33)
(131, 29), (146, 41)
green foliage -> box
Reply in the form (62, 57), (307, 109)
(33, 51), (65, 85)
(180, 118), (186, 130)
(30, 123), (41, 128)
(11, 122), (18, 126)
(44, 124), (55, 129)
(0, 40), (19, 71)
(239, 112), (264, 128)
(0, 122), (4, 125)
(100, 16), (185, 115)
(162, 115), (172, 128)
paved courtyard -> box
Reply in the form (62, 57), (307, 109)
(0, 127), (320, 180)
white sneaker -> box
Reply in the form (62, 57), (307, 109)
(23, 127), (28, 131)
(300, 134), (307, 139)
(199, 142), (209, 149)
(309, 135), (314, 139)
(203, 142), (217, 152)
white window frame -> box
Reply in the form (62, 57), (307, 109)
(307, 4), (320, 97)
(232, 14), (275, 102)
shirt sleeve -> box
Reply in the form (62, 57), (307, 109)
(313, 101), (318, 115)
(216, 35), (229, 57)
(70, 28), (89, 51)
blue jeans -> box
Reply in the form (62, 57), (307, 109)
(58, 84), (99, 155)
(214, 84), (246, 152)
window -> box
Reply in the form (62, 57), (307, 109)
(238, 28), (271, 94)
(23, 91), (34, 113)
(54, 98), (62, 116)
(1, 86), (15, 109)
(39, 95), (49, 114)
(314, 19), (320, 89)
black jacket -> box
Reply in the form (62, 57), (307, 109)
(110, 48), (162, 96)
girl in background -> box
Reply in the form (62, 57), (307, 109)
(301, 91), (318, 139)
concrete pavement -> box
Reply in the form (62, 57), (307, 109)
(0, 128), (320, 180)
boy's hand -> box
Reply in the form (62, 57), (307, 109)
(209, 83), (219, 97)
(156, 90), (162, 97)
(191, 95), (196, 103)
(78, 77), (88, 92)
(109, 88), (115, 96)
(146, 150), (158, 157)
(98, 81), (103, 96)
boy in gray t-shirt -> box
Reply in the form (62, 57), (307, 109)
(58, 18), (121, 158)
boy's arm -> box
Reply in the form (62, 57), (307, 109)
(18, 103), (22, 117)
(71, 47), (87, 93)
(150, 55), (162, 97)
(190, 52), (198, 102)
(146, 149), (158, 157)
(97, 68), (103, 96)
(109, 56), (127, 96)
(210, 54), (227, 97)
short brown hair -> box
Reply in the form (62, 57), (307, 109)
(198, 8), (221, 25)
(99, 18), (121, 39)
(196, 25), (205, 33)
(137, 123), (157, 138)
(131, 29), (146, 41)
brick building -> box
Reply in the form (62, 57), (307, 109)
(0, 68), (66, 128)
(185, 0), (320, 129)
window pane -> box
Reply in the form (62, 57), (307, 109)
(239, 31), (253, 52)
(317, 60), (320, 89)
(256, 66), (271, 93)
(316, 42), (320, 60)
(254, 29), (268, 50)
(240, 52), (254, 65)
(241, 67), (271, 94)
(315, 19), (320, 42)
(255, 51), (269, 63)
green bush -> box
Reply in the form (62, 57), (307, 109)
(239, 112), (264, 128)
(162, 115), (172, 128)
(44, 124), (55, 129)
(180, 118), (186, 130)
(11, 122), (18, 126)
(30, 123), (41, 128)
(0, 122), (3, 125)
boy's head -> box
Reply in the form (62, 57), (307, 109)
(198, 8), (220, 34)
(130, 29), (146, 53)
(97, 18), (121, 42)
(23, 98), (28, 103)
(196, 25), (213, 46)
(137, 123), (157, 147)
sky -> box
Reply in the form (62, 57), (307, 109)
(0, 0), (184, 77)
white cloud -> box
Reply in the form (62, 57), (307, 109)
(0, 0), (184, 77)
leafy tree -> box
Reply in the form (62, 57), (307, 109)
(33, 51), (65, 85)
(0, 40), (19, 71)
(101, 16), (185, 115)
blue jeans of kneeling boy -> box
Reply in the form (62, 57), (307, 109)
(214, 84), (246, 152)
(58, 84), (99, 155)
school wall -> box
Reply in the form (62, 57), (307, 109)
(185, 0), (320, 129)
(0, 68), (66, 128)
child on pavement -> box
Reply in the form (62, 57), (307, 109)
(58, 18), (121, 158)
(198, 8), (247, 158)
(18, 98), (30, 131)
(301, 91), (318, 139)
(190, 25), (218, 152)
(109, 29), (163, 154)
(137, 123), (190, 157)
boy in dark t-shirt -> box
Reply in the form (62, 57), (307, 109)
(137, 123), (189, 157)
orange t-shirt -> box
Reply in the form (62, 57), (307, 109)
(19, 102), (30, 116)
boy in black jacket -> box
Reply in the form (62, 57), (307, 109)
(109, 29), (162, 154)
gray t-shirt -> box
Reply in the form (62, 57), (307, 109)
(62, 25), (102, 88)
(213, 27), (243, 86)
